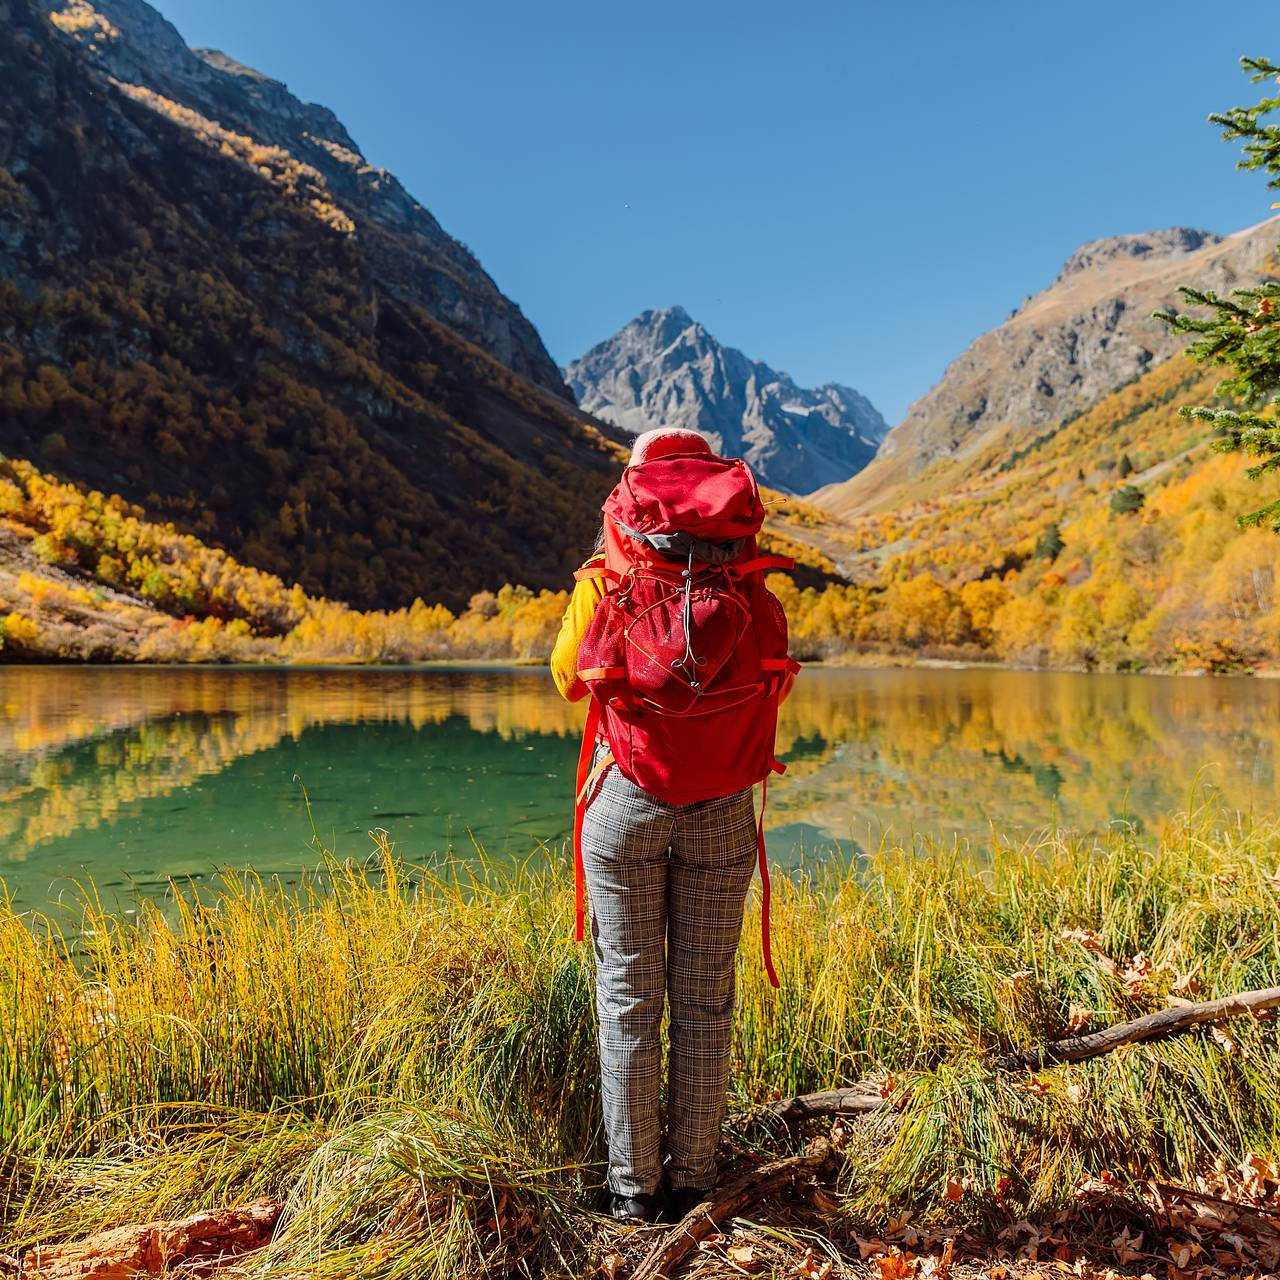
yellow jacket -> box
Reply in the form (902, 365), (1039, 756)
(550, 555), (606, 702)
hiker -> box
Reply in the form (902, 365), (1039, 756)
(551, 428), (799, 1224)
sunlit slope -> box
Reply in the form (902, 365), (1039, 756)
(809, 354), (1280, 665)
(0, 454), (844, 662)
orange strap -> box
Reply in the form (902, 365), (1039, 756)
(577, 665), (626, 682)
(576, 749), (616, 805)
(757, 758), (786, 990)
(574, 562), (618, 582)
(573, 698), (604, 941)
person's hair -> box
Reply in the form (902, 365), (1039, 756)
(591, 523), (605, 554)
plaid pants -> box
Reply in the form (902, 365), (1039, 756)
(581, 748), (758, 1196)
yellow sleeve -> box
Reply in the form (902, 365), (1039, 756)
(550, 558), (606, 702)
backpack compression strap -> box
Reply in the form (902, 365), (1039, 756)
(757, 757), (786, 989)
(573, 697), (613, 942)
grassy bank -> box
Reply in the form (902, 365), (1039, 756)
(2, 811), (1279, 1276)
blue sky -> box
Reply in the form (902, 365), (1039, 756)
(153, 0), (1277, 423)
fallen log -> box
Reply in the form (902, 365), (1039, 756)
(19, 1199), (281, 1279)
(993, 984), (1280, 1072)
(725, 985), (1280, 1133)
(630, 1139), (832, 1280)
(725, 1085), (886, 1131)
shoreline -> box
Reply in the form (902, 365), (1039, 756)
(1, 653), (1276, 678)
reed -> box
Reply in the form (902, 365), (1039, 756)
(2, 807), (1278, 1275)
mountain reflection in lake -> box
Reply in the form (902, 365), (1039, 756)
(1, 666), (1277, 905)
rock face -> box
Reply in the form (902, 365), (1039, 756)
(818, 219), (1280, 515)
(0, 0), (621, 610)
(565, 307), (886, 494)
(45, 0), (568, 394)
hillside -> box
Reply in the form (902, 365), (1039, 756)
(566, 306), (886, 494)
(0, 451), (840, 662)
(0, 0), (623, 612)
(818, 220), (1280, 516)
(778, 352), (1280, 670)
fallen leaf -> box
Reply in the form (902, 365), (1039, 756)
(1065, 1082), (1087, 1106)
(856, 1235), (888, 1260)
(810, 1188), (842, 1215)
(1094, 954), (1118, 979)
(1121, 952), (1153, 996)
(1003, 969), (1035, 992)
(879, 1073), (899, 1099)
(1061, 927), (1104, 952)
(1210, 1025), (1238, 1054)
(1170, 961), (1202, 996)
(1018, 1074), (1052, 1096)
(830, 1120), (849, 1149)
(600, 1251), (627, 1279)
(1241, 1151), (1277, 1196)
(793, 1245), (835, 1279)
(1112, 1226), (1144, 1264)
(873, 1249), (916, 1279)
(1063, 1004), (1092, 1035)
(725, 1242), (761, 1271)
(943, 1177), (966, 1203)
(697, 1232), (729, 1251)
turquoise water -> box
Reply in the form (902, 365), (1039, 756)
(2, 665), (1278, 906)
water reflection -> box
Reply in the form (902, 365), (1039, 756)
(0, 666), (1276, 903)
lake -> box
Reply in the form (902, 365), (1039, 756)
(2, 665), (1278, 907)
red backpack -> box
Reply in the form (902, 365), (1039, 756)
(572, 451), (800, 987)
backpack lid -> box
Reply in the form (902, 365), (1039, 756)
(604, 455), (764, 541)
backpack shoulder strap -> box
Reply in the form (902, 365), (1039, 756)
(732, 553), (794, 576)
(573, 554), (617, 583)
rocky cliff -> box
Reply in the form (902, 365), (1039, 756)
(818, 220), (1280, 515)
(45, 0), (568, 394)
(565, 306), (886, 494)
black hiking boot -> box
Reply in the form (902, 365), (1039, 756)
(608, 1191), (661, 1223)
(659, 1185), (712, 1222)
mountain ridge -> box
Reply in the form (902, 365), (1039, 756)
(565, 306), (886, 494)
(817, 218), (1280, 516)
(45, 0), (569, 394)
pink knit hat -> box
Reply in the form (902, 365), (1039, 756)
(629, 427), (713, 465)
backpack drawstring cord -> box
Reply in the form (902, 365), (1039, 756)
(676, 546), (706, 687)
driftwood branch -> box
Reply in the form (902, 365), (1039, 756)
(725, 986), (1280, 1133)
(630, 1139), (832, 1280)
(17, 1200), (281, 1278)
(725, 1086), (886, 1132)
(994, 984), (1280, 1072)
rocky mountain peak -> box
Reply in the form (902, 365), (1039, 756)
(566, 309), (886, 495)
(1054, 227), (1222, 284)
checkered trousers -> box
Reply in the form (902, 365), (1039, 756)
(580, 747), (758, 1196)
